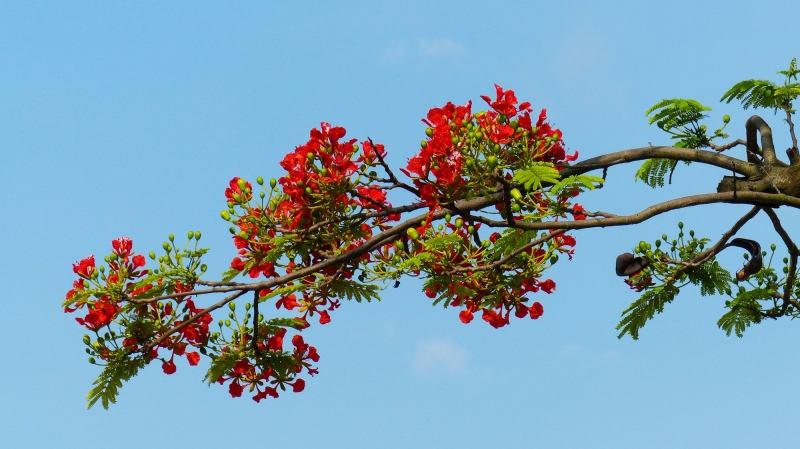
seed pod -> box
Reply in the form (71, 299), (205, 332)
(510, 188), (522, 200)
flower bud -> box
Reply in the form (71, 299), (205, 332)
(510, 188), (522, 201)
(229, 302), (235, 311)
(187, 231), (195, 240)
(149, 252), (156, 260)
(88, 357), (96, 364)
(395, 241), (405, 250)
(512, 203), (521, 212)
(225, 319), (231, 327)
(425, 127), (434, 137)
(256, 176), (264, 185)
(723, 115), (730, 124)
(83, 335), (91, 345)
(486, 155), (497, 169)
(229, 227), (236, 234)
(550, 254), (559, 264)
(445, 214), (451, 222)
(455, 218), (464, 229)
(420, 140), (427, 148)
(771, 243), (777, 251)
(239, 231), (249, 240)
(407, 228), (420, 240)
(201, 264), (207, 272)
(237, 178), (247, 190)
(678, 222), (684, 229)
(163, 243), (171, 252)
(467, 225), (475, 234)
(270, 178), (277, 188)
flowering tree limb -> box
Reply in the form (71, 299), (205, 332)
(63, 60), (800, 408)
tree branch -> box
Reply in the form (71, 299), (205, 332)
(559, 146), (759, 178)
(763, 208), (799, 304)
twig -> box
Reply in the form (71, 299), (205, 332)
(367, 137), (421, 196)
(708, 139), (747, 153)
(763, 208), (799, 305)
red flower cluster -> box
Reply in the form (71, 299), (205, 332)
(402, 84), (578, 207)
(215, 330), (319, 402)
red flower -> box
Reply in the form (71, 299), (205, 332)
(72, 255), (95, 278)
(225, 177), (252, 203)
(529, 302), (544, 320)
(132, 254), (146, 268)
(186, 351), (200, 366)
(290, 378), (306, 393)
(162, 360), (177, 375)
(229, 381), (244, 398)
(111, 237), (133, 257)
(318, 310), (331, 325)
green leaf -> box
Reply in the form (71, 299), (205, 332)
(203, 350), (241, 385)
(634, 158), (678, 188)
(717, 290), (768, 337)
(87, 356), (146, 409)
(513, 163), (560, 191)
(617, 284), (679, 340)
(687, 260), (731, 296)
(328, 279), (382, 303)
(423, 234), (463, 251)
(490, 229), (539, 258)
(645, 98), (711, 133)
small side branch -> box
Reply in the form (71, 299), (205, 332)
(763, 208), (799, 304)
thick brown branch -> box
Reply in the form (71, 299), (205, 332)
(559, 146), (758, 178)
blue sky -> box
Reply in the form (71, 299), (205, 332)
(2, 1), (800, 448)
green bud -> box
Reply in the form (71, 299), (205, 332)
(771, 243), (777, 251)
(662, 234), (668, 240)
(468, 225), (475, 234)
(393, 255), (401, 264)
(407, 228), (420, 240)
(305, 186), (312, 195)
(307, 152), (314, 162)
(187, 231), (195, 240)
(320, 168), (328, 176)
(699, 125), (707, 133)
(445, 214), (451, 223)
(245, 302), (251, 311)
(455, 218), (464, 229)
(225, 319), (231, 327)
(510, 188), (522, 201)
(169, 234), (175, 241)
(482, 240), (491, 248)
(259, 191), (265, 199)
(655, 240), (661, 248)
(237, 178), (247, 190)
(421, 140), (427, 148)
(256, 176), (264, 185)
(678, 222), (684, 229)
(550, 254), (559, 264)
(395, 241), (405, 250)
(486, 155), (497, 169)
(465, 159), (474, 168)
(201, 264), (207, 272)
(512, 203), (521, 212)
(239, 231), (249, 240)
(229, 227), (236, 234)
(163, 242), (171, 252)
(425, 127), (434, 137)
(149, 252), (156, 260)
(88, 357), (96, 364)
(723, 115), (731, 124)
(270, 178), (277, 188)
(83, 335), (91, 345)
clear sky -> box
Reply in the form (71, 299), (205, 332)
(2, 1), (800, 448)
